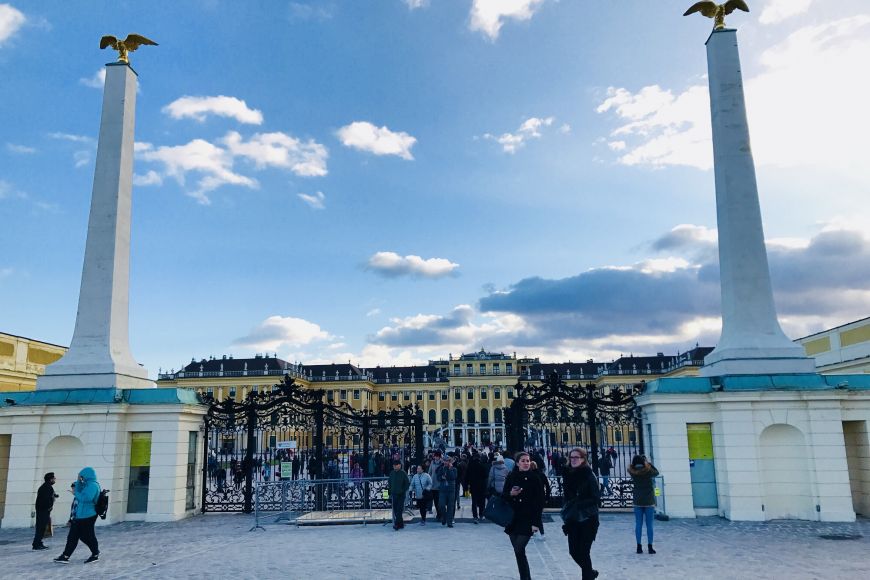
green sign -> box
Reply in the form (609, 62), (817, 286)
(130, 432), (152, 467)
(687, 423), (714, 460)
(280, 462), (293, 478)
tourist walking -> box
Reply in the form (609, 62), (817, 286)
(466, 452), (489, 523)
(32, 472), (57, 551)
(629, 454), (660, 554)
(428, 451), (445, 523)
(54, 467), (101, 564)
(529, 460), (550, 539)
(562, 448), (601, 580)
(502, 452), (544, 580)
(599, 452), (613, 495)
(410, 465), (433, 525)
(438, 456), (458, 527)
(388, 459), (410, 530)
(487, 453), (510, 497)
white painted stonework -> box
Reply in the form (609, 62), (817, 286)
(0, 403), (205, 528)
(639, 389), (870, 522)
(700, 29), (813, 376)
(38, 63), (151, 390)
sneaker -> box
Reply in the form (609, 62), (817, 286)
(53, 555), (70, 563)
(420, 521), (426, 526)
(33, 545), (50, 551)
(84, 554), (100, 564)
(472, 518), (479, 524)
(447, 523), (454, 528)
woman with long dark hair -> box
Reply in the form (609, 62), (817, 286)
(629, 454), (660, 554)
(562, 447), (600, 580)
(503, 451), (544, 580)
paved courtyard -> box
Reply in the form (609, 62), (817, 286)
(1, 501), (868, 579)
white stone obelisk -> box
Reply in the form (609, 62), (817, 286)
(700, 29), (814, 377)
(38, 63), (152, 389)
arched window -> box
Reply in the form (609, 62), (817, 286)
(495, 408), (503, 423)
(454, 409), (463, 423)
(467, 409), (476, 424)
(429, 409), (436, 425)
(481, 408), (489, 424)
(441, 409), (449, 424)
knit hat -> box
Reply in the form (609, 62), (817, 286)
(493, 453), (504, 463)
(44, 472), (55, 481)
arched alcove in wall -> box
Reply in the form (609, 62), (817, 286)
(759, 424), (815, 520)
(42, 435), (86, 492)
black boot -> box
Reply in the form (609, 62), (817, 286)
(648, 544), (656, 554)
(637, 543), (643, 554)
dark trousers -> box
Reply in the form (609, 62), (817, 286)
(33, 510), (50, 547)
(470, 490), (486, 519)
(417, 496), (429, 521)
(63, 515), (99, 557)
(392, 494), (406, 528)
(509, 533), (532, 580)
(431, 489), (442, 521)
(567, 517), (600, 580)
(439, 488), (456, 525)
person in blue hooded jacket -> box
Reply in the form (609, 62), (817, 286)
(54, 467), (101, 564)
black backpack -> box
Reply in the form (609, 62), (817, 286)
(95, 489), (110, 519)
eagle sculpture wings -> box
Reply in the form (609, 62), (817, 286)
(684, 0), (750, 30)
(99, 34), (158, 64)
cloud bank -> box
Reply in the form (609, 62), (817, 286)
(366, 252), (459, 279)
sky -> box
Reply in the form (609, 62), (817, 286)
(1, 0), (869, 377)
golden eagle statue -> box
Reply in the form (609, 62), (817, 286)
(684, 0), (750, 30)
(99, 34), (158, 64)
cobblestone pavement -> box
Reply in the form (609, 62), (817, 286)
(1, 500), (868, 580)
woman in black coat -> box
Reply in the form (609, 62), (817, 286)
(562, 448), (601, 580)
(503, 452), (544, 580)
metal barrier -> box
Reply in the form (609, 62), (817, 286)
(250, 477), (415, 530)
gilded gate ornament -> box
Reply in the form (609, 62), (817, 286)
(683, 0), (750, 30)
(99, 34), (158, 64)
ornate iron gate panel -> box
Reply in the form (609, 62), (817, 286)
(505, 372), (644, 509)
(202, 376), (423, 513)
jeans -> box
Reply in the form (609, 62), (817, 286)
(567, 517), (599, 580)
(33, 510), (50, 548)
(63, 515), (99, 557)
(634, 506), (654, 544)
(392, 494), (406, 528)
(470, 490), (486, 519)
(439, 487), (456, 525)
(417, 495), (429, 521)
(431, 489), (442, 521)
(509, 533), (532, 580)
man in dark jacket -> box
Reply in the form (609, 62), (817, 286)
(388, 459), (410, 530)
(33, 472), (57, 550)
(466, 453), (489, 523)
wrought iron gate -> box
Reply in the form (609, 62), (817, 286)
(505, 372), (644, 508)
(202, 375), (423, 512)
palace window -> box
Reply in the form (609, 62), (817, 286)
(404, 391), (411, 401)
(251, 385), (258, 394)
(391, 392), (398, 401)
(494, 387), (501, 400)
(428, 409), (436, 425)
(467, 409), (476, 423)
(481, 408), (489, 423)
(481, 387), (488, 400)
(429, 391), (435, 401)
(507, 388), (514, 399)
(228, 387), (236, 399)
(495, 408), (503, 423)
(441, 390), (448, 400)
(454, 409), (463, 423)
(441, 409), (449, 424)
(493, 363), (500, 375)
(379, 392), (385, 401)
(328, 390), (335, 401)
(453, 364), (460, 375)
(506, 363), (513, 374)
(417, 391), (423, 401)
(353, 389), (360, 400)
(466, 364), (473, 375)
(454, 388), (461, 400)
(467, 387), (474, 400)
(340, 390), (347, 400)
(479, 363), (486, 375)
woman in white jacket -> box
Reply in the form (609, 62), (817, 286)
(410, 465), (433, 525)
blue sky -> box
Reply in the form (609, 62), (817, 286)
(2, 0), (869, 377)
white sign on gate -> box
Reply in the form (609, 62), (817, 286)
(276, 440), (297, 450)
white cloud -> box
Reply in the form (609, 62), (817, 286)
(366, 308), (382, 317)
(596, 15), (870, 178)
(48, 132), (93, 144)
(298, 191), (325, 209)
(337, 121), (416, 160)
(6, 143), (35, 154)
(138, 138), (257, 204)
(223, 131), (328, 176)
(73, 150), (91, 168)
(469, 0), (544, 41)
(404, 0), (429, 9)
(372, 304), (525, 349)
(163, 95), (264, 125)
(79, 69), (105, 89)
(366, 251), (459, 279)
(0, 3), (25, 46)
(484, 115), (555, 153)
(133, 170), (163, 186)
(234, 315), (331, 351)
(760, 0), (814, 24)
(558, 123), (572, 134)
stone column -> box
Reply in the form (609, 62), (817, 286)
(700, 29), (814, 377)
(38, 63), (151, 390)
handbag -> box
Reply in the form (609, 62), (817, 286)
(484, 495), (514, 527)
(560, 498), (588, 525)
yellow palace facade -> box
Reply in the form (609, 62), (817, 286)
(156, 347), (713, 448)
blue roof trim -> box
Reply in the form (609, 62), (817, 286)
(643, 374), (870, 394)
(0, 388), (203, 406)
